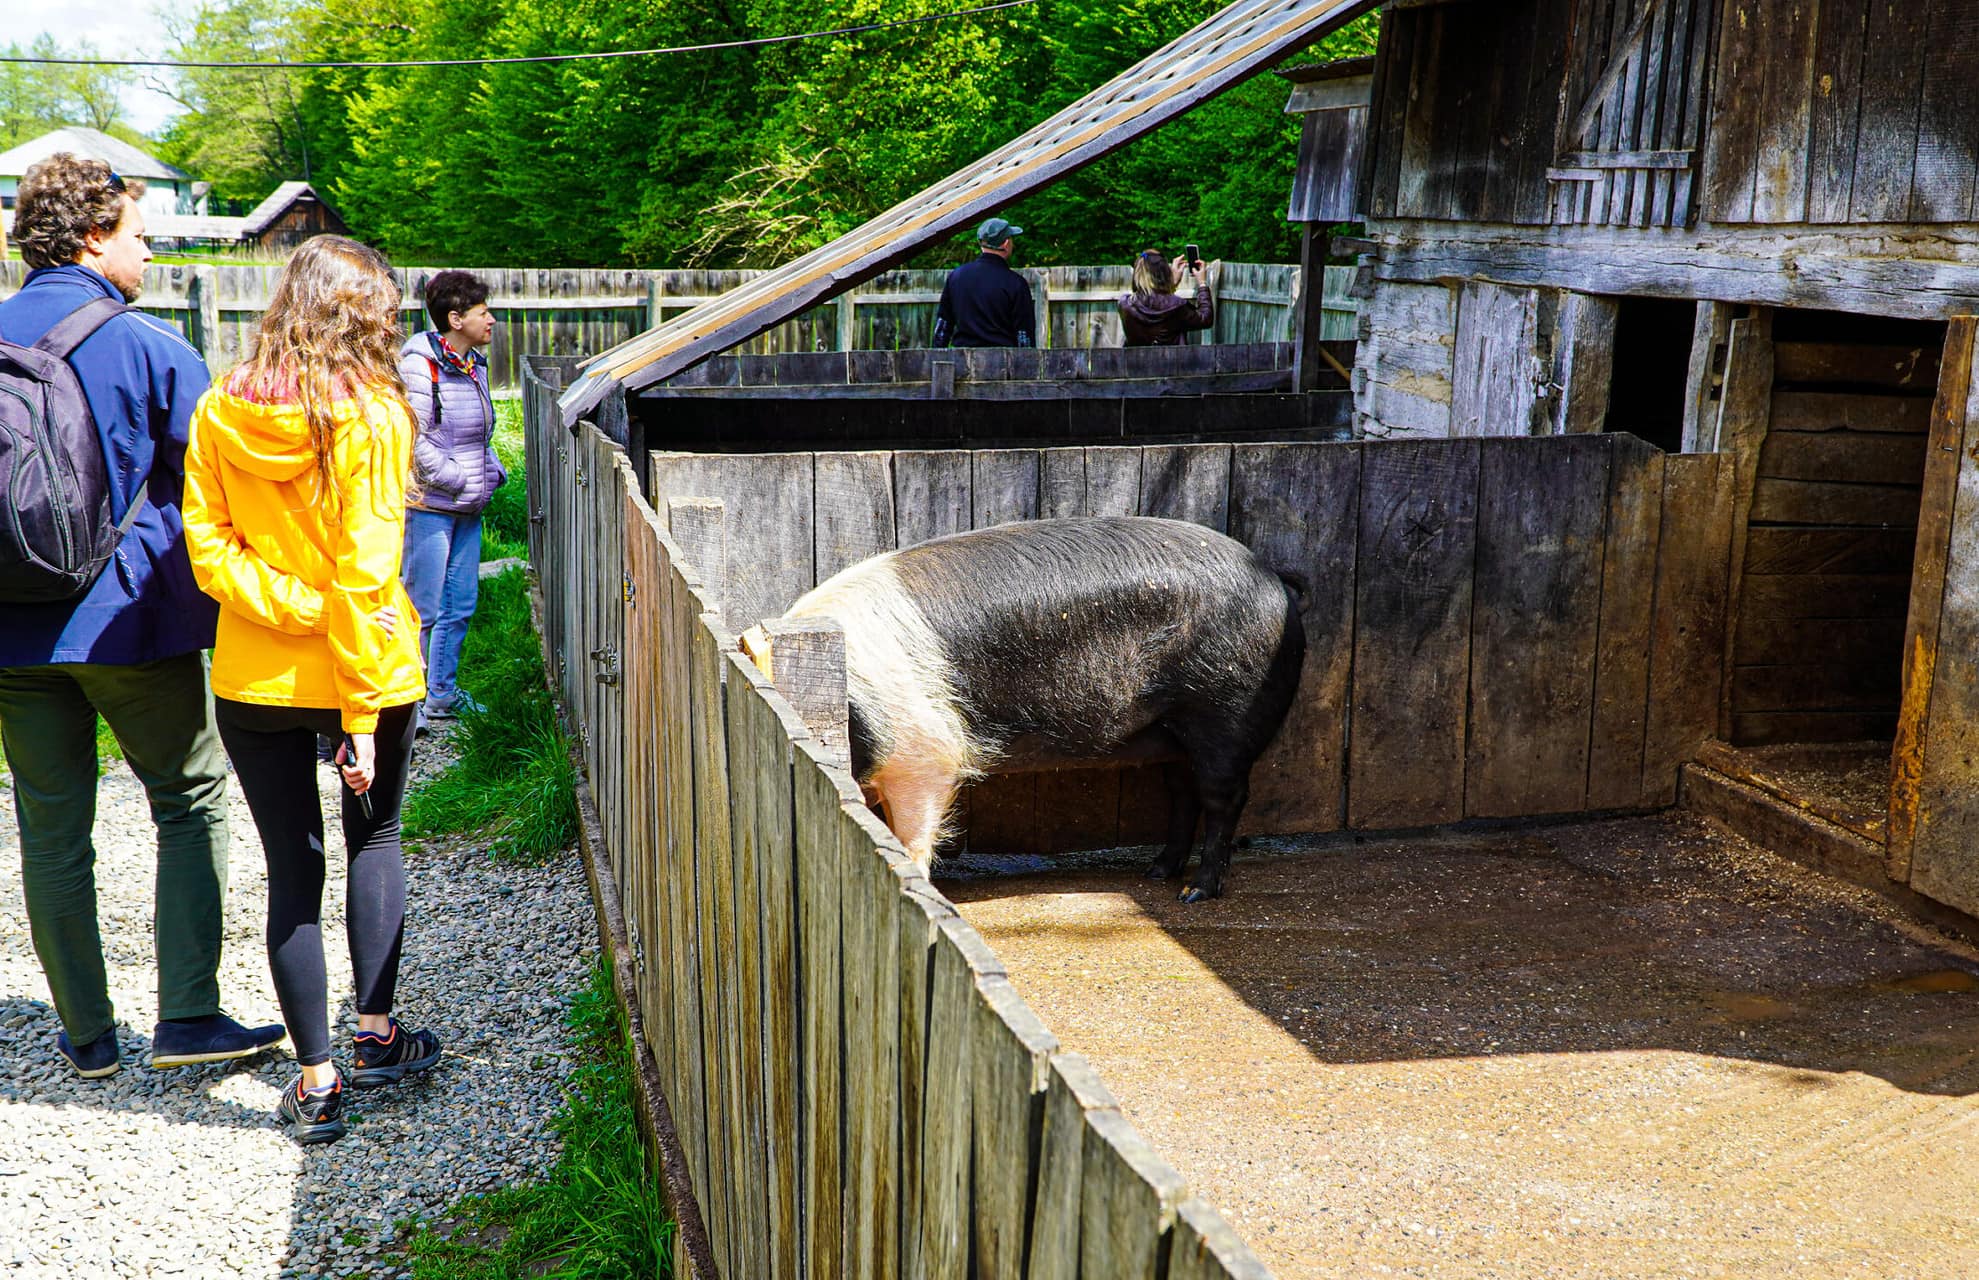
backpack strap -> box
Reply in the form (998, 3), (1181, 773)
(429, 356), (443, 428)
(32, 297), (132, 360)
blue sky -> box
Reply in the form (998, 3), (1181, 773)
(13, 0), (185, 136)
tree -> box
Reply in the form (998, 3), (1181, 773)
(152, 0), (319, 202)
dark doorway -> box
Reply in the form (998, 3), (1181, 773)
(1604, 297), (1696, 452)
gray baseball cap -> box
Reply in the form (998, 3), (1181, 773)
(977, 216), (1023, 244)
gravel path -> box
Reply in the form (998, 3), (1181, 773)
(0, 729), (596, 1278)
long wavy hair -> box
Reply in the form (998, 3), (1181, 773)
(1130, 249), (1179, 299)
(225, 235), (411, 514)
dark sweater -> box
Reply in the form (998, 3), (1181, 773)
(933, 253), (1035, 348)
(1118, 284), (1214, 347)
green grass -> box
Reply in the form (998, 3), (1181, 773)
(400, 956), (675, 1279)
(482, 400), (529, 565)
(400, 567), (577, 862)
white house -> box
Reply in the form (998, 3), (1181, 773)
(0, 127), (203, 219)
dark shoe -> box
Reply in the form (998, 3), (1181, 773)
(349, 1020), (442, 1088)
(57, 1029), (120, 1079)
(150, 1013), (287, 1068)
(278, 1074), (347, 1145)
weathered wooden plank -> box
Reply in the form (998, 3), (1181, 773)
(839, 805), (903, 1280)
(1743, 525), (1920, 575)
(1908, 4), (1979, 222)
(1139, 444), (1232, 530)
(972, 976), (1057, 1280)
(1028, 1055), (1118, 1280)
(1715, 312), (1776, 740)
(724, 654), (774, 1280)
(1229, 442), (1361, 833)
(1449, 282), (1541, 437)
(1756, 429), (1929, 484)
(1085, 447), (1144, 516)
(795, 739), (853, 1279)
(650, 451), (815, 628)
(665, 552), (712, 1230)
(1735, 615), (1908, 666)
(761, 618), (850, 769)
(919, 916), (1000, 1280)
(1894, 315), (1979, 887)
(1740, 572), (1914, 619)
(1808, 0), (1869, 222)
(967, 774), (1041, 855)
(973, 449), (1042, 527)
(1732, 710), (1900, 744)
(1770, 389), (1934, 434)
(691, 614), (740, 1279)
(1365, 5), (1414, 219)
(1080, 1109), (1188, 1280)
(1589, 435), (1665, 809)
(1643, 453), (1735, 806)
(1468, 436), (1611, 817)
(1039, 448), (1088, 518)
(1731, 662), (1900, 710)
(1349, 440), (1479, 828)
(896, 883), (949, 1279)
(755, 675), (809, 1280)
(1031, 767), (1124, 852)
(1555, 291), (1620, 434)
(1772, 340), (1940, 391)
(1750, 0), (1818, 223)
(815, 452), (897, 583)
(1748, 477), (1923, 526)
(1167, 1196), (1273, 1280)
(895, 450), (973, 548)
(1115, 762), (1176, 846)
(1702, 0), (1763, 221)
(1849, 0), (1931, 222)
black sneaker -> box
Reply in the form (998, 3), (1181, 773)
(278, 1074), (347, 1145)
(151, 1012), (287, 1067)
(349, 1020), (442, 1088)
(57, 1029), (120, 1079)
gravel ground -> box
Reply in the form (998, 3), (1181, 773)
(0, 726), (596, 1278)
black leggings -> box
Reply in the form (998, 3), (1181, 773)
(215, 699), (418, 1067)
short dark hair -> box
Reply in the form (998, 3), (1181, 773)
(425, 270), (490, 330)
(12, 154), (146, 270)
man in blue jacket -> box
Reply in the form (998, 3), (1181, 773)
(0, 153), (283, 1077)
(932, 216), (1037, 349)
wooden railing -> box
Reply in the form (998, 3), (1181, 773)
(0, 260), (1356, 391)
(524, 356), (1274, 1279)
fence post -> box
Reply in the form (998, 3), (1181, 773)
(667, 497), (728, 614)
(645, 273), (666, 333)
(1024, 268), (1050, 349)
(838, 293), (858, 353)
(188, 265), (223, 377)
(754, 619), (849, 769)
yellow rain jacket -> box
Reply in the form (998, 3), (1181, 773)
(183, 385), (426, 733)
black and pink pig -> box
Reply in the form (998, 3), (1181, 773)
(771, 516), (1304, 902)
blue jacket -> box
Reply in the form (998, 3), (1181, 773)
(0, 265), (218, 665)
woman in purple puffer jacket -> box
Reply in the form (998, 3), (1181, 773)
(398, 269), (505, 731)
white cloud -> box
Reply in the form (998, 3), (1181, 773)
(9, 0), (189, 136)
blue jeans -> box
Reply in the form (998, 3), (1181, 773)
(401, 508), (481, 710)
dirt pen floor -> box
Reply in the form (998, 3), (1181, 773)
(943, 811), (1979, 1280)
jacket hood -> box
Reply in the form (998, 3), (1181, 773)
(195, 390), (324, 482)
(1118, 290), (1198, 325)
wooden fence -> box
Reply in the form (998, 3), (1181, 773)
(524, 357), (1274, 1279)
(0, 260), (1353, 391)
(643, 432), (1736, 851)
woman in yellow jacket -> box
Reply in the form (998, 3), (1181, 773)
(184, 235), (440, 1145)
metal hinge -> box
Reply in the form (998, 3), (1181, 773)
(530, 506), (546, 526)
(623, 574), (636, 607)
(592, 645), (620, 686)
(575, 463), (588, 488)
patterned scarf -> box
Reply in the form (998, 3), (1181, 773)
(429, 332), (482, 381)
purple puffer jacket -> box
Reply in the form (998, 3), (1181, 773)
(400, 331), (506, 515)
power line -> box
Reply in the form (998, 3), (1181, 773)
(0, 0), (1037, 71)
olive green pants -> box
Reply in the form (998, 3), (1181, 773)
(0, 653), (230, 1044)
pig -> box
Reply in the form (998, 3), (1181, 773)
(767, 516), (1304, 902)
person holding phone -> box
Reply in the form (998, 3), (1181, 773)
(182, 235), (440, 1145)
(1118, 245), (1215, 347)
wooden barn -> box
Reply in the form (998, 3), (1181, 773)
(1293, 0), (1979, 923)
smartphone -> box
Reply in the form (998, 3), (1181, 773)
(1185, 242), (1201, 264)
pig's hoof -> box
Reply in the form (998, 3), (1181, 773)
(1178, 885), (1218, 905)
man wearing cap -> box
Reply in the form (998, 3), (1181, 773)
(932, 216), (1037, 349)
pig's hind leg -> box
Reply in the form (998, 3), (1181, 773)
(1144, 760), (1201, 881)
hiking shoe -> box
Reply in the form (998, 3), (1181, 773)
(57, 1029), (120, 1079)
(278, 1074), (347, 1145)
(426, 690), (485, 720)
(349, 1020), (442, 1088)
(150, 1013), (287, 1068)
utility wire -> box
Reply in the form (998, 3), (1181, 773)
(0, 0), (1036, 71)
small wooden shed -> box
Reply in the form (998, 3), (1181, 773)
(1322, 0), (1979, 919)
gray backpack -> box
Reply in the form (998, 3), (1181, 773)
(0, 298), (140, 603)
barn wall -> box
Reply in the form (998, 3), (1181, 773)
(1351, 280), (1457, 438)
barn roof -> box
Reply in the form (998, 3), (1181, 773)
(560, 0), (1378, 418)
(0, 127), (191, 182)
(241, 181), (335, 236)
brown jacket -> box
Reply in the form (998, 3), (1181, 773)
(1118, 284), (1214, 346)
